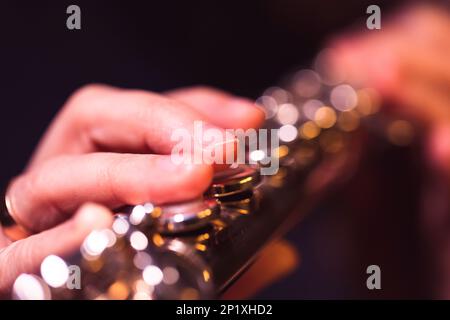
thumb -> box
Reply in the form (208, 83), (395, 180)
(0, 203), (113, 295)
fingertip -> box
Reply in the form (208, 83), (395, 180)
(73, 203), (114, 231)
(140, 158), (214, 204)
(226, 98), (266, 129)
(175, 163), (214, 200)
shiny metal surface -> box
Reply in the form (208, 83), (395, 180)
(157, 199), (220, 234)
(206, 165), (262, 198)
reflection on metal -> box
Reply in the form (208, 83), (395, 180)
(157, 199), (220, 234)
(205, 165), (262, 198)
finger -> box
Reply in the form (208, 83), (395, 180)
(329, 35), (450, 113)
(30, 85), (234, 169)
(7, 153), (213, 232)
(326, 33), (401, 93)
(389, 78), (450, 125)
(392, 4), (450, 51)
(166, 86), (265, 130)
(0, 226), (10, 248)
(221, 239), (299, 299)
(0, 203), (113, 295)
(0, 224), (28, 243)
(399, 51), (450, 95)
(328, 8), (450, 95)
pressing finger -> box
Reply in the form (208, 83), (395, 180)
(7, 153), (213, 232)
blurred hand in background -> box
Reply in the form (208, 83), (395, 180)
(326, 3), (450, 298)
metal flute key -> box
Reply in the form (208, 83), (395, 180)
(11, 63), (382, 300)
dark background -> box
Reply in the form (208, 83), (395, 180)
(2, 0), (431, 299)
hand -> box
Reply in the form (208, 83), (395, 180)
(0, 85), (264, 296)
(5, 85), (264, 233)
(327, 4), (450, 174)
(0, 203), (112, 297)
(326, 4), (450, 297)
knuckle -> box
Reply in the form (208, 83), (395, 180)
(73, 83), (109, 100)
(185, 85), (215, 93)
(179, 85), (227, 99)
(64, 83), (116, 115)
(98, 155), (126, 204)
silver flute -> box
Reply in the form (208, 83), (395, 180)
(12, 55), (388, 300)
